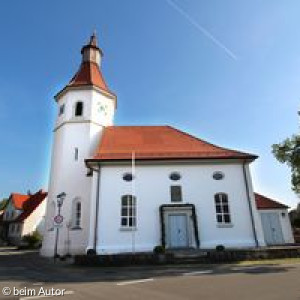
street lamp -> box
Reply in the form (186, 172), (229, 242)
(54, 192), (66, 260)
(57, 192), (66, 210)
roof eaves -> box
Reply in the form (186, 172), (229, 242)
(54, 84), (117, 103)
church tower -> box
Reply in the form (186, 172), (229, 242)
(41, 33), (116, 257)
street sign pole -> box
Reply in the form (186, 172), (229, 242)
(54, 192), (66, 261)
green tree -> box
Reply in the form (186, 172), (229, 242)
(272, 134), (300, 195)
(0, 198), (8, 211)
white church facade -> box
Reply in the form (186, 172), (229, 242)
(41, 34), (293, 257)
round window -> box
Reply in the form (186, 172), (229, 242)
(123, 173), (134, 182)
(213, 171), (224, 180)
(169, 172), (181, 181)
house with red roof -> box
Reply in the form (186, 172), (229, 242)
(1, 190), (47, 245)
(255, 193), (294, 245)
(41, 33), (294, 257)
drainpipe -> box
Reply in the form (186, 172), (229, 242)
(242, 161), (259, 247)
(93, 163), (101, 252)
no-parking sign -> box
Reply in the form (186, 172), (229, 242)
(54, 215), (63, 227)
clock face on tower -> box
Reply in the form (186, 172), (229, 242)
(96, 102), (108, 117)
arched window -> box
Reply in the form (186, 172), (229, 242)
(121, 195), (136, 229)
(75, 101), (83, 117)
(48, 201), (56, 231)
(214, 193), (231, 224)
(72, 198), (82, 229)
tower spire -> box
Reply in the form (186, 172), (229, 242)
(90, 30), (97, 46)
(81, 32), (103, 66)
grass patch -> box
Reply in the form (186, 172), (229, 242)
(236, 257), (300, 266)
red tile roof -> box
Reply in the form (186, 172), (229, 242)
(14, 190), (47, 223)
(11, 193), (30, 210)
(55, 33), (116, 100)
(91, 126), (257, 161)
(67, 62), (110, 93)
(255, 193), (289, 210)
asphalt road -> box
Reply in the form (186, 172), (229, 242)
(0, 248), (299, 300)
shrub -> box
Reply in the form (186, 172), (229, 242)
(153, 245), (165, 255)
(216, 245), (225, 252)
(87, 249), (97, 256)
(292, 218), (300, 228)
(22, 230), (42, 248)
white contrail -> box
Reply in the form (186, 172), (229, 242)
(164, 0), (238, 60)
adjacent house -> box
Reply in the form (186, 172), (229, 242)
(255, 193), (294, 245)
(0, 198), (9, 242)
(1, 190), (47, 245)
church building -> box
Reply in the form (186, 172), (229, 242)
(41, 33), (288, 257)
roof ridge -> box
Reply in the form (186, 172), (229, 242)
(254, 192), (289, 209)
(167, 126), (257, 158)
(105, 125), (169, 129)
(11, 192), (27, 197)
(14, 191), (47, 223)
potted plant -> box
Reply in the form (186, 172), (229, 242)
(153, 245), (166, 263)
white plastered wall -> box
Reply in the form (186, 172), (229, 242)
(90, 161), (265, 255)
(41, 87), (115, 257)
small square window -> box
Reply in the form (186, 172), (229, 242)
(59, 104), (65, 116)
(74, 148), (79, 161)
(170, 185), (182, 202)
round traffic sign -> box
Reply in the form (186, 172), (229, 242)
(54, 215), (63, 224)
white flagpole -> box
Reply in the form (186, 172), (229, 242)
(131, 151), (136, 255)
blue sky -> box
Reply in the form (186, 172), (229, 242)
(0, 0), (299, 208)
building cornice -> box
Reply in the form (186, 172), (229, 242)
(54, 119), (103, 132)
(85, 157), (254, 168)
(54, 85), (117, 108)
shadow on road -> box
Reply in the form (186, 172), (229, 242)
(0, 249), (296, 284)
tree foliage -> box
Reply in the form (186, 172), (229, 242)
(22, 230), (42, 248)
(0, 198), (8, 211)
(272, 134), (300, 195)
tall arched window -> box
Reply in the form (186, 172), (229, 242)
(72, 198), (82, 229)
(214, 193), (231, 224)
(75, 101), (83, 117)
(48, 201), (56, 231)
(121, 195), (136, 229)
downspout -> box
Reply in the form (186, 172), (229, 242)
(93, 163), (101, 252)
(242, 161), (259, 247)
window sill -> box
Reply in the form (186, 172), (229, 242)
(70, 116), (84, 122)
(217, 223), (234, 228)
(120, 227), (137, 232)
